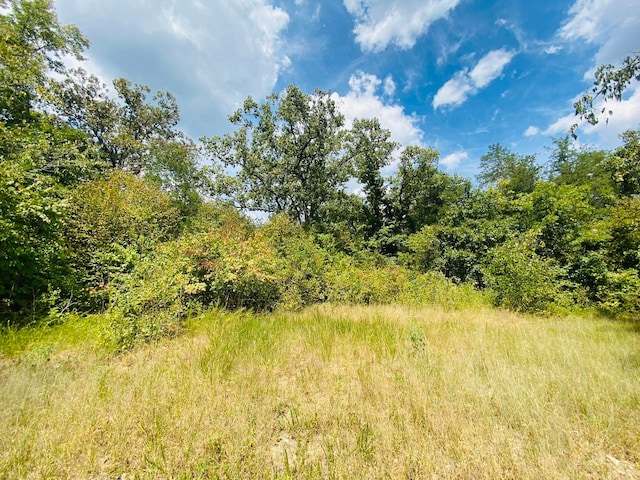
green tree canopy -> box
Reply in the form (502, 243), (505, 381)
(344, 118), (397, 237)
(206, 85), (347, 228)
(52, 71), (181, 173)
(478, 143), (539, 194)
(0, 0), (87, 124)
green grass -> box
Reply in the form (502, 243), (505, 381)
(1, 305), (639, 478)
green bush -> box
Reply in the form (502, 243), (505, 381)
(483, 236), (567, 314)
(326, 258), (408, 305)
(401, 271), (488, 310)
(597, 269), (640, 317)
(261, 214), (330, 309)
(0, 157), (70, 319)
(66, 170), (181, 309)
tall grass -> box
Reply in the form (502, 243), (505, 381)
(1, 305), (639, 478)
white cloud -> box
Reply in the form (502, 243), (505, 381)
(527, 1), (640, 147)
(343, 0), (461, 53)
(441, 151), (468, 170)
(433, 48), (515, 110)
(54, 0), (290, 137)
(526, 85), (640, 146)
(544, 45), (562, 55)
(331, 71), (424, 151)
(468, 49), (515, 88)
(558, 0), (640, 68)
(383, 75), (396, 97)
(432, 72), (473, 109)
(524, 126), (541, 137)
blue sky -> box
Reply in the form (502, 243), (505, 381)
(55, 0), (640, 179)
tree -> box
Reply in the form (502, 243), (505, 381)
(391, 146), (469, 234)
(0, 0), (92, 318)
(572, 52), (640, 138)
(605, 129), (640, 196)
(344, 118), (397, 237)
(145, 138), (215, 217)
(0, 0), (88, 124)
(206, 85), (347, 227)
(52, 71), (181, 173)
(478, 143), (539, 194)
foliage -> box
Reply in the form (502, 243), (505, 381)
(516, 182), (594, 263)
(145, 138), (214, 217)
(402, 225), (442, 273)
(345, 118), (397, 236)
(52, 71), (181, 173)
(65, 170), (180, 309)
(325, 258), (408, 305)
(483, 234), (568, 314)
(572, 52), (640, 137)
(206, 85), (347, 227)
(0, 151), (70, 316)
(604, 196), (640, 270)
(2, 1), (640, 327)
(261, 214), (331, 309)
(605, 129), (640, 196)
(400, 271), (488, 309)
(390, 146), (466, 233)
(0, 0), (88, 124)
(597, 269), (640, 317)
(478, 143), (539, 194)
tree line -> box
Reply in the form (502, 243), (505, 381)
(1, 0), (639, 337)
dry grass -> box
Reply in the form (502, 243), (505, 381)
(1, 305), (639, 479)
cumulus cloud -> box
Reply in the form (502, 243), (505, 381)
(433, 48), (515, 110)
(558, 0), (640, 68)
(530, 0), (640, 146)
(524, 126), (541, 137)
(55, 0), (290, 137)
(441, 151), (468, 170)
(343, 0), (461, 53)
(331, 71), (424, 151)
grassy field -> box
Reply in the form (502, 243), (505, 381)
(1, 305), (639, 479)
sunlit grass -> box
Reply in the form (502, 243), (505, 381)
(1, 305), (639, 478)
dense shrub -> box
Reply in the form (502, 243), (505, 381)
(326, 258), (408, 305)
(483, 236), (567, 314)
(401, 271), (488, 310)
(261, 214), (331, 309)
(105, 226), (282, 348)
(66, 170), (181, 309)
(597, 269), (640, 317)
(0, 158), (70, 318)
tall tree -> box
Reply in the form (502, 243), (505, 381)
(52, 71), (180, 173)
(0, 0), (87, 124)
(478, 143), (539, 194)
(390, 146), (467, 234)
(345, 118), (397, 237)
(0, 0), (90, 316)
(206, 85), (347, 227)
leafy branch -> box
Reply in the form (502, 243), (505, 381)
(571, 52), (640, 139)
